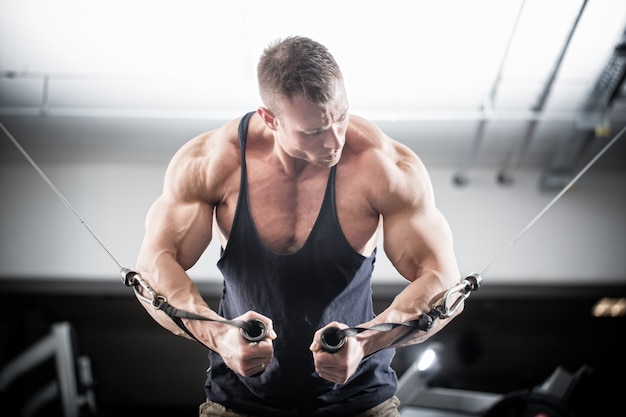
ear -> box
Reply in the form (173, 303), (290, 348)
(257, 107), (279, 131)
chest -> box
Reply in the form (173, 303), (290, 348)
(247, 165), (331, 253)
(216, 161), (379, 255)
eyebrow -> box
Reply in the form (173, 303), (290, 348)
(302, 109), (349, 134)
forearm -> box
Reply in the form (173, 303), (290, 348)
(361, 268), (462, 354)
(135, 250), (223, 350)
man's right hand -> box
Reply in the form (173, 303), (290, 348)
(214, 311), (276, 377)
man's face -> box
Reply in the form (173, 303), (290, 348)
(273, 79), (349, 168)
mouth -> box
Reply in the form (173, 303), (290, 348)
(323, 153), (339, 162)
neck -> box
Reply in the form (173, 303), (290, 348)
(273, 141), (332, 179)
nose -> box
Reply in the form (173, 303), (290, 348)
(323, 125), (344, 150)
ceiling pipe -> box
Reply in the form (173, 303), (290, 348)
(0, 105), (583, 122)
(496, 0), (588, 186)
(453, 0), (527, 187)
(540, 27), (626, 190)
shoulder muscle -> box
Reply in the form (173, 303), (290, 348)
(163, 119), (241, 205)
(348, 116), (433, 215)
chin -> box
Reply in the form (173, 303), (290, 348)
(315, 158), (340, 168)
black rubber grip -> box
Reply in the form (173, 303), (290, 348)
(320, 326), (347, 353)
(240, 319), (267, 343)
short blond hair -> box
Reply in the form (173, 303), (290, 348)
(257, 36), (343, 113)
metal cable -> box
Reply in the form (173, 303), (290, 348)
(481, 123), (626, 276)
(0, 122), (123, 270)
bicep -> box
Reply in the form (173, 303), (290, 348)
(141, 195), (214, 271)
(383, 203), (457, 282)
(377, 156), (458, 283)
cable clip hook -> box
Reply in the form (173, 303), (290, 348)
(120, 267), (167, 309)
(438, 272), (482, 318)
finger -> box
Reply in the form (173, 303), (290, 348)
(245, 360), (269, 377)
(309, 339), (320, 352)
(310, 323), (336, 351)
(267, 327), (278, 339)
(316, 367), (345, 385)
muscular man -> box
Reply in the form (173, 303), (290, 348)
(134, 36), (462, 416)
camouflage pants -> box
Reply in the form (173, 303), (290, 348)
(199, 395), (401, 417)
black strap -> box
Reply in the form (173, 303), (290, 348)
(158, 300), (207, 342)
(385, 308), (443, 348)
(320, 308), (443, 353)
(157, 300), (267, 343)
(343, 308), (441, 337)
(122, 268), (267, 343)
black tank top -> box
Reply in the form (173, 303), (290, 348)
(205, 112), (397, 416)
